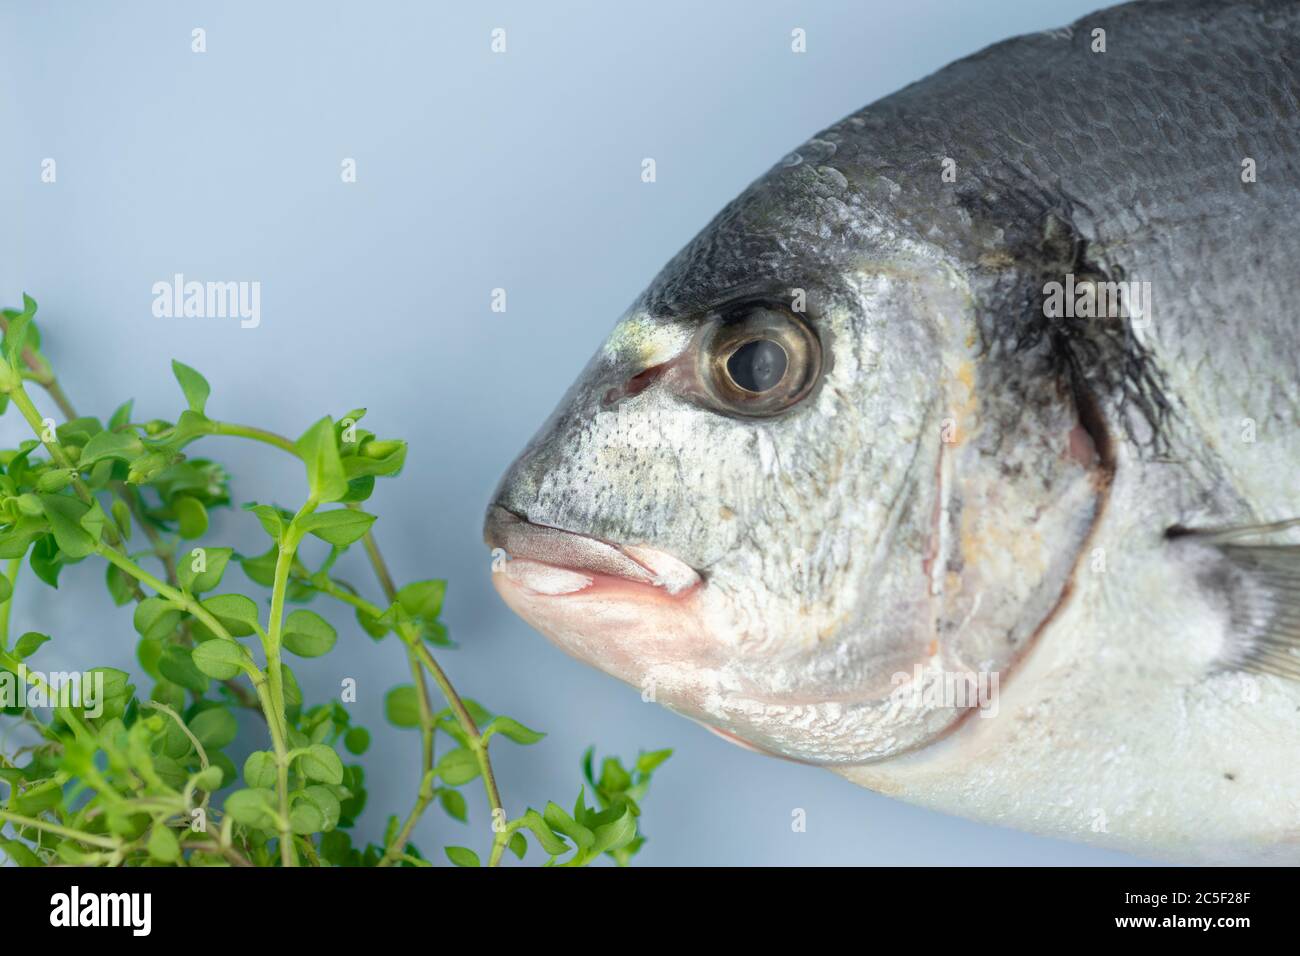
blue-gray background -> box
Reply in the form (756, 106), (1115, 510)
(0, 0), (1146, 865)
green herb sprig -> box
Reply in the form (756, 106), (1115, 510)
(0, 294), (670, 867)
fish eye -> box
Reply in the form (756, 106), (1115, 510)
(726, 338), (788, 392)
(703, 304), (821, 416)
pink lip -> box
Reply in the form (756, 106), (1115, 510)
(483, 506), (701, 598)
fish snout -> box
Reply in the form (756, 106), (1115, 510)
(483, 505), (699, 596)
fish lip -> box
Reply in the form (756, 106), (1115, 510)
(483, 505), (702, 595)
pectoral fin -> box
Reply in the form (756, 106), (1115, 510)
(1171, 519), (1300, 681)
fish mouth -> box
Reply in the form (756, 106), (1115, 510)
(483, 505), (701, 598)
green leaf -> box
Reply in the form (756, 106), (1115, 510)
(111, 499), (131, 542)
(590, 805), (637, 856)
(0, 518), (48, 561)
(78, 499), (107, 545)
(12, 631), (50, 660)
(2, 295), (36, 367)
(444, 846), (480, 867)
(177, 546), (233, 594)
(29, 534), (62, 587)
(14, 779), (62, 816)
(224, 788), (278, 829)
(86, 459), (113, 491)
(636, 749), (673, 775)
(92, 667), (132, 710)
(243, 503), (287, 542)
(543, 801), (595, 850)
(384, 685), (421, 728)
(150, 678), (184, 714)
(78, 428), (144, 466)
(435, 748), (480, 787)
(298, 786), (341, 833)
(520, 809), (570, 856)
(171, 360), (211, 415)
(319, 830), (352, 866)
(0, 574), (11, 604)
(200, 593), (261, 636)
(462, 698), (493, 725)
(281, 663), (302, 711)
(56, 417), (101, 447)
(147, 825), (181, 863)
(599, 757), (633, 795)
(191, 639), (247, 681)
(298, 509), (376, 547)
(508, 831), (527, 860)
(295, 417), (348, 504)
(484, 715), (545, 745)
(297, 744), (344, 785)
(396, 579), (446, 620)
(189, 707), (237, 750)
(340, 475), (375, 503)
(344, 439), (408, 480)
(355, 604), (389, 640)
(133, 596), (181, 642)
(243, 751), (277, 789)
(282, 609), (337, 658)
(108, 399), (134, 432)
(35, 468), (73, 493)
(38, 494), (97, 558)
(159, 645), (209, 694)
(127, 450), (174, 484)
(438, 788), (467, 823)
(289, 800), (326, 835)
(173, 495), (208, 539)
(343, 727), (370, 755)
(190, 765), (224, 791)
(237, 543), (280, 585)
(0, 838), (43, 867)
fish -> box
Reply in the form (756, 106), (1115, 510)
(484, 0), (1300, 864)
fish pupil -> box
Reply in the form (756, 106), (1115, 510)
(727, 339), (788, 393)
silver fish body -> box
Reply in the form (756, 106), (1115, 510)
(487, 0), (1300, 863)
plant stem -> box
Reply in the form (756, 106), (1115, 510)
(377, 768), (436, 867)
(125, 486), (178, 584)
(412, 651), (435, 784)
(94, 543), (295, 865)
(7, 382), (125, 548)
(0, 809), (120, 850)
(20, 369), (260, 716)
(357, 519), (400, 599)
(309, 551), (510, 862)
(0, 312), (76, 421)
(254, 678), (296, 868)
(210, 420), (297, 455)
(119, 483), (261, 714)
(187, 839), (254, 867)
(205, 419), (512, 864)
(260, 501), (318, 868)
(408, 640), (509, 866)
(264, 502), (315, 736)
(141, 700), (209, 772)
(375, 649), (437, 867)
(0, 557), (20, 652)
(96, 546), (229, 645)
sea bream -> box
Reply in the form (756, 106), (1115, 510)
(485, 0), (1300, 863)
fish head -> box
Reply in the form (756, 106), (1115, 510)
(486, 137), (1108, 765)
